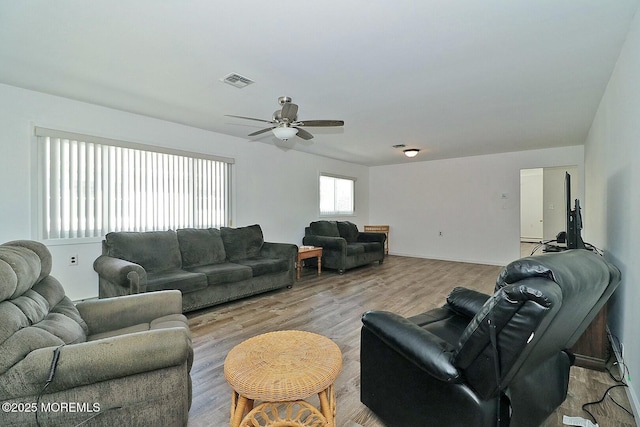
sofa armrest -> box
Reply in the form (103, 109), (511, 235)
(261, 242), (298, 260)
(302, 235), (347, 251)
(7, 328), (190, 399)
(445, 287), (491, 319)
(76, 290), (183, 336)
(357, 232), (386, 244)
(361, 310), (461, 383)
(93, 255), (147, 294)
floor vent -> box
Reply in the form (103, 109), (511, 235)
(221, 73), (254, 88)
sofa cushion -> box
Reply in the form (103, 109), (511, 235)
(88, 314), (189, 341)
(105, 231), (182, 272)
(309, 221), (340, 237)
(177, 228), (226, 268)
(221, 224), (264, 262)
(337, 221), (359, 243)
(186, 262), (252, 286)
(237, 257), (290, 277)
(146, 270), (208, 293)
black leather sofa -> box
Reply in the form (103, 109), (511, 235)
(302, 220), (386, 274)
(361, 249), (621, 427)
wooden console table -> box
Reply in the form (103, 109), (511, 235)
(364, 225), (389, 254)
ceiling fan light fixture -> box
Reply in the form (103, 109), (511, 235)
(272, 126), (298, 141)
(403, 148), (420, 158)
(228, 96), (343, 141)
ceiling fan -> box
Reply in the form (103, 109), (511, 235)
(226, 96), (344, 141)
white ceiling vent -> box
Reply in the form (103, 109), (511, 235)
(221, 73), (254, 88)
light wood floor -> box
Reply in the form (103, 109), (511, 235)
(186, 255), (635, 427)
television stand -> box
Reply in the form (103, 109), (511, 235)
(571, 306), (609, 371)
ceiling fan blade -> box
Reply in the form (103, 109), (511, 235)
(248, 127), (275, 137)
(296, 120), (344, 127)
(295, 128), (314, 140)
(280, 103), (298, 121)
(225, 114), (274, 124)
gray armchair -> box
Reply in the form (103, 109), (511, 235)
(0, 240), (192, 427)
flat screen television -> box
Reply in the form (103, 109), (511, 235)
(564, 172), (586, 249)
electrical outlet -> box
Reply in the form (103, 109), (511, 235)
(69, 254), (78, 266)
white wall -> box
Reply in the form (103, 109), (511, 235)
(584, 7), (640, 415)
(369, 146), (584, 266)
(0, 84), (369, 301)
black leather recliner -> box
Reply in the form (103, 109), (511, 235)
(361, 250), (621, 427)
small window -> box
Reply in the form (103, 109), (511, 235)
(319, 174), (355, 216)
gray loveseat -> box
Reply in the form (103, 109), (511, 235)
(0, 240), (192, 427)
(94, 224), (297, 312)
(303, 221), (386, 274)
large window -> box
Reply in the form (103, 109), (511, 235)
(36, 127), (233, 240)
(319, 174), (355, 216)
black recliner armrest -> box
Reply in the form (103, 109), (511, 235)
(361, 310), (461, 383)
(446, 287), (491, 318)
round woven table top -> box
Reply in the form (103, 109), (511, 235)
(224, 330), (343, 401)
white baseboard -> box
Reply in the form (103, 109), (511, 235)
(387, 251), (505, 267)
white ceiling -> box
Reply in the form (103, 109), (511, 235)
(1, 1), (638, 166)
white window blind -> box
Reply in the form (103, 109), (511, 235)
(319, 174), (355, 216)
(36, 127), (233, 239)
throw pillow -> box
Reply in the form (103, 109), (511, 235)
(337, 221), (359, 243)
(220, 224), (264, 262)
(177, 228), (226, 267)
(309, 221), (340, 237)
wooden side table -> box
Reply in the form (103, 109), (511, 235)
(297, 246), (323, 280)
(364, 225), (389, 254)
(224, 330), (343, 427)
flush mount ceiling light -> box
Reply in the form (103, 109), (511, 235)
(403, 148), (420, 158)
(272, 126), (299, 141)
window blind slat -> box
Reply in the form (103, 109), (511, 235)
(50, 138), (61, 238)
(38, 132), (232, 239)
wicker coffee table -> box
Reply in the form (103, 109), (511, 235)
(224, 330), (342, 427)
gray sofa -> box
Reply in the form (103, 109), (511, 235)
(0, 240), (192, 427)
(303, 221), (386, 274)
(94, 224), (297, 312)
